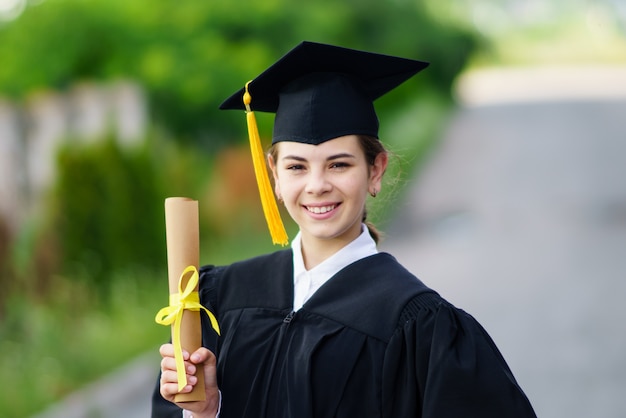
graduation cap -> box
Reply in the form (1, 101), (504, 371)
(220, 41), (429, 245)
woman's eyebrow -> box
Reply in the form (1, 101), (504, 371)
(281, 152), (356, 162)
(281, 155), (307, 162)
(327, 152), (356, 161)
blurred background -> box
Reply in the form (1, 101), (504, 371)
(0, 0), (624, 417)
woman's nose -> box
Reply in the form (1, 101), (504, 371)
(305, 170), (331, 195)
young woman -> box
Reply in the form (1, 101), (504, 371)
(152, 41), (537, 418)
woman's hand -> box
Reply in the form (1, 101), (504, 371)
(159, 344), (220, 418)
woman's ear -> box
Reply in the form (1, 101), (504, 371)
(369, 152), (388, 192)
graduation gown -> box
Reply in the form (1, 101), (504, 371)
(152, 250), (536, 417)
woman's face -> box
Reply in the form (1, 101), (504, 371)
(269, 135), (387, 248)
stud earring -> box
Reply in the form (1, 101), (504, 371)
(370, 189), (378, 198)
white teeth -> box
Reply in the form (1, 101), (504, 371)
(307, 205), (335, 214)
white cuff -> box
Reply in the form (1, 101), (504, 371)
(182, 390), (222, 418)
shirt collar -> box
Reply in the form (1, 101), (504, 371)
(291, 225), (378, 282)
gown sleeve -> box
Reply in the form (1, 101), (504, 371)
(382, 292), (537, 418)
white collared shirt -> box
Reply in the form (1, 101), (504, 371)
(291, 225), (378, 311)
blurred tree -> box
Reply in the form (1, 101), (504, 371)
(0, 0), (478, 150)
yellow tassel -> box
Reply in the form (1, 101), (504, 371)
(244, 82), (289, 246)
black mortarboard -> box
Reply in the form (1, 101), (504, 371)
(220, 41), (429, 145)
(219, 41), (428, 246)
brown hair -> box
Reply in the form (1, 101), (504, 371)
(268, 135), (388, 244)
(356, 135), (387, 244)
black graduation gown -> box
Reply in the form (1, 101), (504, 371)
(152, 250), (536, 418)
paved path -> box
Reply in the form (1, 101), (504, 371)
(381, 88), (626, 416)
(31, 351), (159, 418)
(32, 68), (626, 417)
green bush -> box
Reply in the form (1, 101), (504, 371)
(52, 137), (167, 291)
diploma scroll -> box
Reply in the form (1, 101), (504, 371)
(164, 197), (205, 402)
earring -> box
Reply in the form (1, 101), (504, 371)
(370, 189), (378, 198)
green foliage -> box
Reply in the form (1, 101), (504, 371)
(52, 137), (167, 290)
(49, 131), (236, 294)
(0, 272), (167, 417)
(0, 0), (478, 149)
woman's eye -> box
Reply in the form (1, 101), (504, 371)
(330, 162), (350, 169)
(286, 164), (304, 171)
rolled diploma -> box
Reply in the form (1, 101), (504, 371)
(165, 197), (205, 402)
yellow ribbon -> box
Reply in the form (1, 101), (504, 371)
(155, 265), (220, 392)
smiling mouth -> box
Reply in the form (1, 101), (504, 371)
(305, 204), (337, 214)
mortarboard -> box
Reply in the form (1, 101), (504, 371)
(220, 41), (429, 245)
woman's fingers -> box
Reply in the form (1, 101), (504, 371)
(159, 343), (199, 401)
(189, 347), (212, 364)
(161, 354), (197, 376)
(197, 348), (218, 389)
(159, 343), (176, 357)
(158, 344), (220, 416)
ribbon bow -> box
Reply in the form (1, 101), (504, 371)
(155, 265), (220, 392)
